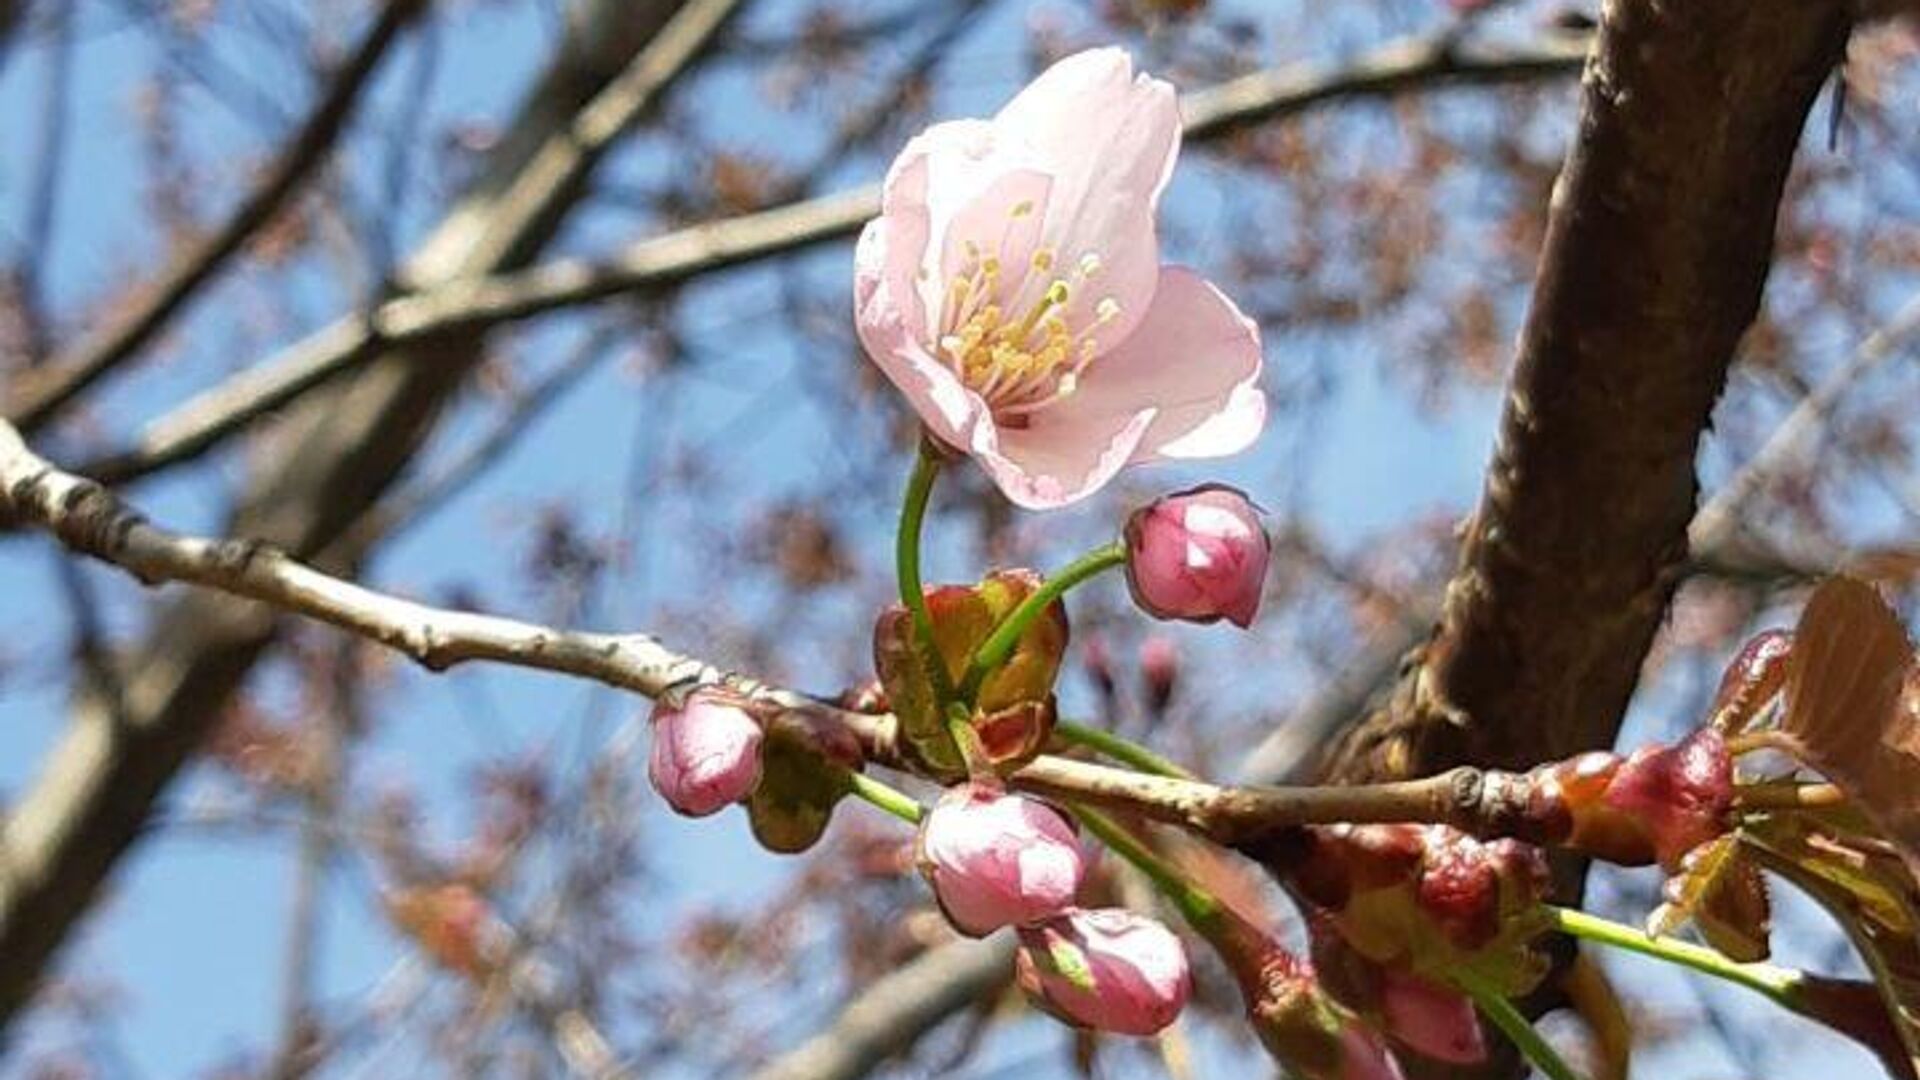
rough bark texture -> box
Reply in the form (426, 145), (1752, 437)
(1313, 3), (1853, 1073)
(1321, 0), (1852, 784)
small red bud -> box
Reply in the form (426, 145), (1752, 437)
(1710, 628), (1793, 733)
(1606, 728), (1734, 868)
(1416, 842), (1501, 950)
(1139, 634), (1179, 716)
(1081, 633), (1119, 709)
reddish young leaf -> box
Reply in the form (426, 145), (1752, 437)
(1747, 816), (1920, 1078)
(1647, 835), (1771, 963)
(1779, 577), (1920, 874)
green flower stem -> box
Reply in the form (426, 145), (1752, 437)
(1545, 905), (1799, 1005)
(895, 439), (957, 706)
(845, 771), (925, 826)
(957, 542), (1126, 702)
(1452, 968), (1585, 1080)
(1055, 721), (1194, 780)
(1072, 802), (1221, 930)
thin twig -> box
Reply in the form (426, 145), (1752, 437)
(6, 0), (427, 430)
(84, 32), (1587, 485)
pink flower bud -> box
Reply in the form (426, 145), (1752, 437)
(1081, 633), (1119, 709)
(1124, 485), (1270, 629)
(1016, 907), (1192, 1036)
(1139, 634), (1179, 715)
(647, 690), (764, 817)
(917, 783), (1084, 936)
(1379, 970), (1485, 1065)
(1337, 1023), (1410, 1080)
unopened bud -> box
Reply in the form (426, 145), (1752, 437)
(1543, 729), (1733, 869)
(647, 689), (763, 817)
(1081, 633), (1119, 710)
(1123, 485), (1270, 629)
(1139, 634), (1179, 716)
(917, 783), (1085, 937)
(1016, 907), (1192, 1036)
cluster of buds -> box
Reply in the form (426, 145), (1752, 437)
(915, 781), (1194, 1034)
(1531, 727), (1734, 870)
(1290, 824), (1553, 999)
(875, 569), (1197, 1035)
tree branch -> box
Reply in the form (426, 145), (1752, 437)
(0, 416), (1696, 856)
(1320, 0), (1852, 784)
(1304, 5), (1853, 1074)
(3, 413), (1899, 1072)
(4, 0), (426, 432)
(82, 31), (1588, 487)
(0, 0), (736, 1032)
(745, 938), (1015, 1080)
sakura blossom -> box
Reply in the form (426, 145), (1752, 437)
(855, 48), (1266, 509)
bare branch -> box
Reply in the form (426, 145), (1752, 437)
(0, 0), (736, 1031)
(5, 0), (427, 431)
(1690, 290), (1920, 558)
(86, 31), (1588, 486)
(746, 938), (1015, 1080)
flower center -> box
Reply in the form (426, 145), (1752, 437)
(933, 203), (1118, 417)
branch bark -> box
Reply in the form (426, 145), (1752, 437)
(1305, 4), (1853, 1075)
(1319, 0), (1852, 784)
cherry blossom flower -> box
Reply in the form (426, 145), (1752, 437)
(855, 48), (1266, 508)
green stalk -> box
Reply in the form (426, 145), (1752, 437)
(957, 542), (1126, 702)
(1055, 721), (1193, 780)
(1453, 968), (1586, 1080)
(895, 439), (957, 706)
(1546, 905), (1800, 1005)
(1072, 803), (1220, 930)
(846, 772), (925, 826)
